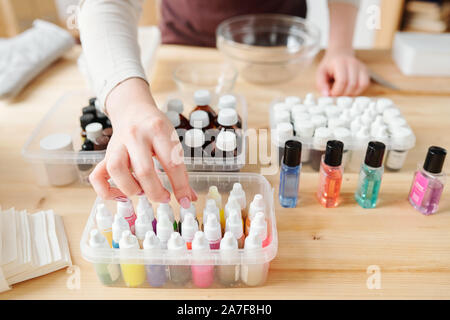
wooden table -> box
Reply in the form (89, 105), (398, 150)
(1, 45), (449, 300)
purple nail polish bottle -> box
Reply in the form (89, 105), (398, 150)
(409, 146), (446, 215)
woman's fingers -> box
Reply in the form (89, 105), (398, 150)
(106, 142), (143, 198)
(89, 159), (127, 200)
(344, 61), (360, 96)
(316, 64), (331, 97)
(356, 66), (370, 96)
(330, 60), (348, 96)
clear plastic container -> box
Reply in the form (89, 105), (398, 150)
(270, 96), (416, 172)
(22, 91), (104, 186)
(80, 172), (277, 288)
(158, 92), (247, 172)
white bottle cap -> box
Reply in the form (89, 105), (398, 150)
(383, 108), (401, 122)
(194, 89), (211, 106)
(207, 186), (222, 208)
(248, 194), (265, 221)
(181, 213), (199, 242)
(294, 120), (315, 138)
(304, 93), (316, 106)
(275, 122), (294, 147)
(192, 231), (210, 253)
(225, 197), (241, 220)
(218, 95), (237, 109)
(190, 110), (210, 129)
(119, 230), (139, 249)
(274, 110), (291, 124)
(339, 109), (352, 122)
(39, 133), (73, 151)
(112, 215), (130, 242)
(373, 126), (390, 145)
(325, 105), (341, 119)
(89, 229), (109, 249)
(250, 212), (268, 242)
(167, 232), (187, 253)
(143, 230), (161, 250)
(355, 96), (371, 110)
(216, 130), (237, 152)
(376, 98), (394, 113)
(203, 199), (220, 225)
(318, 97), (334, 107)
(273, 102), (291, 113)
(387, 116), (407, 129)
(311, 115), (327, 128)
(313, 127), (332, 150)
(218, 108), (238, 126)
(353, 126), (370, 145)
(350, 104), (362, 118)
(96, 203), (113, 231)
(135, 214), (153, 240)
(308, 105), (326, 116)
(333, 127), (351, 147)
(390, 126), (415, 150)
(361, 111), (373, 126)
(368, 102), (378, 117)
(350, 117), (362, 133)
(291, 105), (309, 118)
(156, 215), (174, 242)
(167, 98), (184, 113)
(85, 122), (103, 143)
(204, 215), (221, 242)
(184, 128), (205, 148)
(328, 118), (347, 130)
(157, 203), (174, 223)
(180, 202), (196, 223)
(336, 97), (353, 109)
(136, 195), (155, 220)
(293, 112), (310, 123)
(225, 209), (243, 239)
(220, 231), (238, 253)
(230, 183), (246, 210)
(117, 199), (134, 219)
(166, 110), (181, 128)
(285, 96), (302, 106)
(244, 231), (263, 250)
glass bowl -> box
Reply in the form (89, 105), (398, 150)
(173, 62), (238, 97)
(216, 14), (321, 84)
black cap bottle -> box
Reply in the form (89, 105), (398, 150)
(423, 146), (447, 174)
(364, 141), (386, 168)
(324, 140), (344, 167)
(279, 140), (302, 208)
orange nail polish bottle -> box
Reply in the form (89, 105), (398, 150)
(317, 140), (344, 208)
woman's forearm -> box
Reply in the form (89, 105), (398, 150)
(78, 0), (147, 111)
(327, 1), (359, 53)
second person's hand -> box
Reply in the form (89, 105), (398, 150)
(89, 78), (197, 208)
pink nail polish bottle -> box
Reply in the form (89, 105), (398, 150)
(117, 199), (137, 234)
(191, 231), (214, 288)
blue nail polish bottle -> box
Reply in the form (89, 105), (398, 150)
(279, 140), (302, 208)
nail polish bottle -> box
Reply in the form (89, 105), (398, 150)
(157, 203), (177, 231)
(293, 120), (314, 163)
(191, 231), (214, 288)
(143, 231), (167, 287)
(119, 230), (146, 287)
(181, 213), (199, 250)
(167, 98), (190, 129)
(317, 140), (344, 208)
(225, 209), (245, 249)
(310, 127), (332, 171)
(204, 215), (221, 250)
(167, 232), (191, 285)
(191, 89), (217, 124)
(274, 122), (294, 165)
(218, 94), (242, 128)
(184, 128), (206, 161)
(279, 140), (302, 208)
(117, 199), (137, 234)
(408, 146), (447, 215)
(111, 215), (130, 248)
(218, 232), (239, 286)
(385, 127), (415, 171)
(355, 141), (386, 209)
(136, 195), (156, 233)
(213, 129), (237, 159)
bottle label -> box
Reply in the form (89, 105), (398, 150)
(409, 171), (428, 206)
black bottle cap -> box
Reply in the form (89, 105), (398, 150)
(89, 97), (97, 106)
(81, 140), (94, 151)
(324, 140), (344, 166)
(82, 105), (96, 116)
(423, 146), (447, 174)
(364, 141), (386, 168)
(80, 113), (95, 130)
(283, 140), (302, 167)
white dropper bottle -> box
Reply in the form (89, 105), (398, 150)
(157, 203), (176, 231)
(167, 232), (190, 285)
(95, 203), (113, 247)
(156, 215), (174, 249)
(111, 215), (130, 248)
(225, 209), (245, 249)
(204, 215), (222, 250)
(89, 229), (121, 284)
(224, 196), (241, 221)
(203, 199), (220, 227)
(135, 214), (153, 249)
(229, 183), (247, 219)
(143, 231), (167, 287)
(248, 212), (268, 246)
(117, 199), (137, 234)
(241, 230), (266, 287)
(248, 194), (265, 222)
(218, 232), (239, 286)
(119, 230), (146, 287)
(181, 213), (199, 249)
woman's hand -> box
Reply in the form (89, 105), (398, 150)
(316, 48), (370, 97)
(89, 78), (197, 208)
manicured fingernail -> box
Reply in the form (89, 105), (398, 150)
(115, 196), (128, 202)
(180, 197), (191, 209)
(138, 191), (145, 196)
(161, 195), (171, 203)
